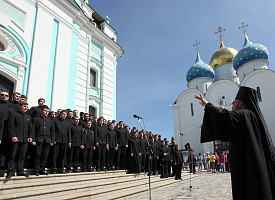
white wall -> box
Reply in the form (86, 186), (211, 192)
(205, 80), (239, 108)
(214, 63), (240, 84)
(27, 6), (53, 106)
(188, 77), (213, 94)
(51, 23), (71, 110)
(174, 89), (205, 154)
(241, 69), (275, 145)
(237, 60), (268, 82)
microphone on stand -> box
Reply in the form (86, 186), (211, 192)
(133, 114), (143, 119)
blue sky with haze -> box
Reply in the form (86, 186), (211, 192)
(89, 0), (275, 140)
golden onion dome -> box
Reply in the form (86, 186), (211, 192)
(209, 39), (238, 70)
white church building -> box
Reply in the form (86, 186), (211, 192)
(172, 34), (275, 154)
(0, 0), (123, 120)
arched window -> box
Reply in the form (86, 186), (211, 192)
(89, 106), (96, 117)
(90, 69), (96, 87)
(257, 87), (262, 102)
(191, 103), (194, 116)
(0, 41), (5, 51)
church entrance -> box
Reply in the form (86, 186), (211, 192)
(0, 74), (14, 98)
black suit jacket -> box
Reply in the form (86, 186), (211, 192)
(32, 116), (55, 143)
(95, 125), (108, 145)
(139, 138), (148, 154)
(83, 128), (95, 148)
(159, 146), (170, 162)
(175, 150), (184, 163)
(8, 111), (33, 142)
(149, 142), (159, 158)
(70, 124), (84, 147)
(116, 127), (127, 146)
(29, 106), (42, 119)
(107, 128), (117, 148)
(55, 118), (71, 144)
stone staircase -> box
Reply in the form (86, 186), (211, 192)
(0, 170), (195, 199)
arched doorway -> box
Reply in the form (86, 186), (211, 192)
(0, 74), (14, 99)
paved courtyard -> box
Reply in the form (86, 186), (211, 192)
(129, 171), (232, 200)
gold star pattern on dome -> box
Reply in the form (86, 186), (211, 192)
(260, 52), (263, 54)
(240, 58), (242, 60)
(244, 51), (247, 54)
(255, 55), (258, 57)
(255, 48), (258, 50)
(251, 53), (253, 55)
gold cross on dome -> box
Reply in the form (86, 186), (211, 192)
(215, 26), (226, 41)
(192, 40), (201, 52)
(239, 22), (248, 35)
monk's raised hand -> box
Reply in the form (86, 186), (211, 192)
(194, 94), (208, 106)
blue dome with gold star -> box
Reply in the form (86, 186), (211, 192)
(186, 52), (215, 83)
(233, 34), (269, 70)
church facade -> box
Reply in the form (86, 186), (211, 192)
(172, 34), (275, 154)
(0, 0), (123, 120)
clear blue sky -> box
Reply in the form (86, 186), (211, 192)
(89, 0), (275, 141)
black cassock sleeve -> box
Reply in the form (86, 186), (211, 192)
(201, 103), (239, 143)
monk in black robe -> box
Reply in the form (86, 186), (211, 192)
(128, 131), (141, 173)
(195, 86), (275, 200)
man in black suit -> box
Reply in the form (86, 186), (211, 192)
(106, 122), (118, 171)
(32, 105), (55, 176)
(51, 110), (71, 174)
(29, 98), (45, 119)
(82, 120), (95, 172)
(0, 90), (14, 168)
(174, 144), (184, 180)
(165, 140), (173, 177)
(6, 102), (33, 178)
(115, 121), (127, 170)
(169, 139), (177, 177)
(148, 136), (159, 176)
(67, 116), (84, 173)
(9, 92), (21, 112)
(139, 131), (148, 172)
(159, 140), (169, 178)
(94, 117), (108, 171)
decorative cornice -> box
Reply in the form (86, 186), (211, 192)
(89, 95), (102, 103)
(90, 57), (102, 67)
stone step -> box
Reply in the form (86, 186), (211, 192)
(41, 175), (174, 200)
(0, 170), (125, 186)
(0, 170), (195, 200)
(48, 173), (194, 200)
(0, 174), (147, 195)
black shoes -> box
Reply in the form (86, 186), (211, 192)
(40, 171), (48, 175)
(6, 173), (13, 179)
(17, 172), (29, 177)
(34, 172), (40, 176)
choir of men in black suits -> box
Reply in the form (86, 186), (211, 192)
(0, 90), (185, 181)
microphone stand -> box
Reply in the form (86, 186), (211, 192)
(134, 117), (153, 200)
(182, 149), (199, 197)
